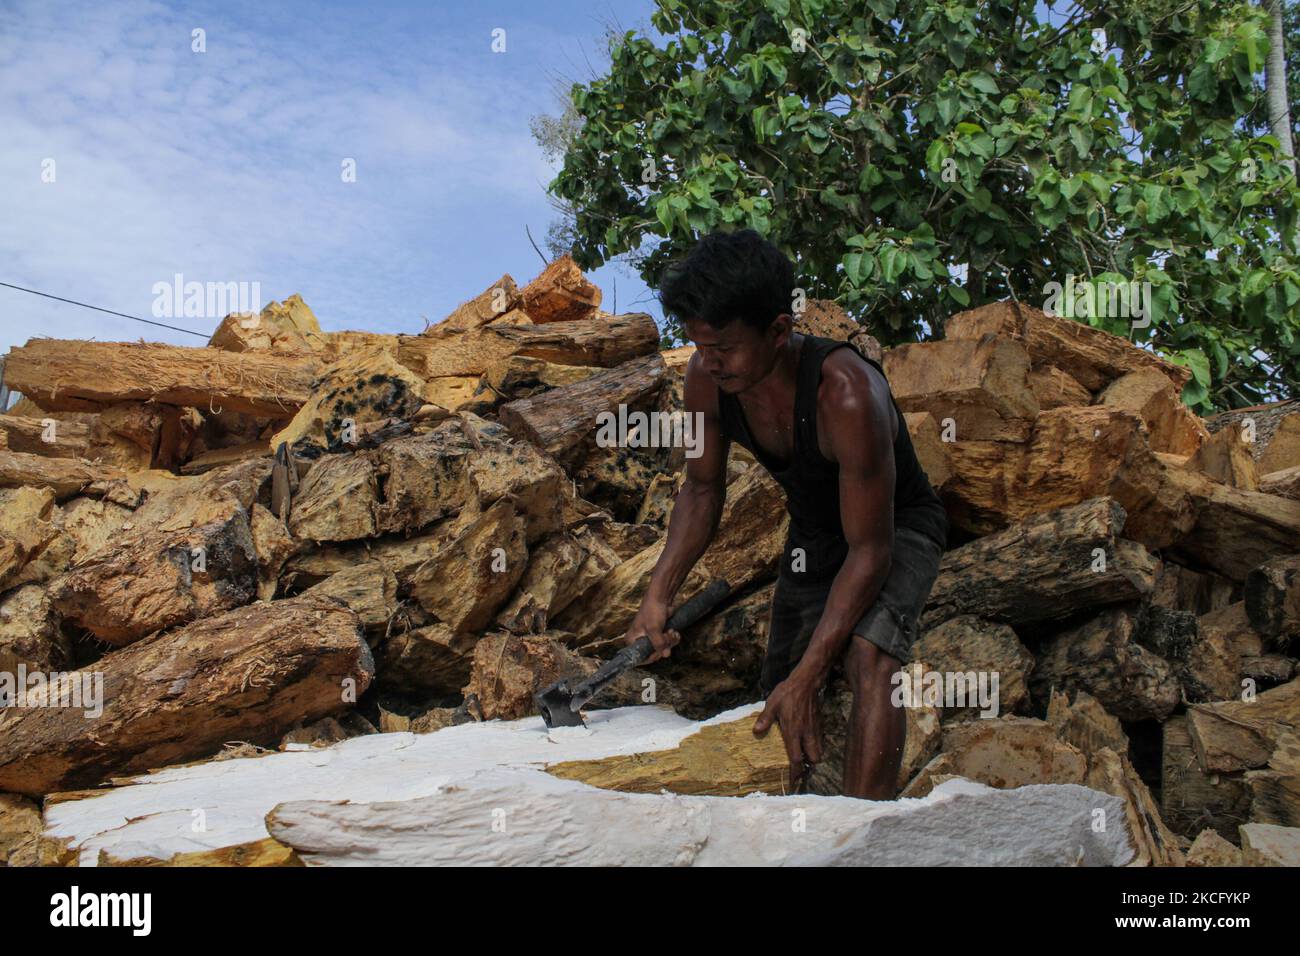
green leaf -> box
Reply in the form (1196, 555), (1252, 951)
(947, 284), (971, 306)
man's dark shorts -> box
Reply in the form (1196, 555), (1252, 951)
(759, 525), (945, 696)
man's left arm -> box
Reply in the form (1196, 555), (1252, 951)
(753, 358), (895, 777)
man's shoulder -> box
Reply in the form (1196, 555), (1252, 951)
(818, 344), (890, 407)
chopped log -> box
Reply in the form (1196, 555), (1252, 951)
(1161, 715), (1252, 840)
(1160, 463), (1300, 581)
(0, 585), (67, 677)
(795, 298), (859, 340)
(1186, 830), (1244, 866)
(938, 406), (1196, 548)
(1028, 365), (1091, 410)
(499, 353), (666, 465)
(943, 300), (1191, 392)
(1197, 602), (1265, 666)
(1261, 465), (1300, 500)
(1243, 654), (1296, 684)
(882, 335), (1039, 441)
(1245, 730), (1300, 828)
(636, 471), (681, 526)
(518, 256), (601, 324)
(270, 345), (431, 456)
(903, 411), (952, 490)
(437, 274), (519, 332)
(482, 354), (604, 400)
(182, 438), (271, 474)
(249, 503), (295, 601)
(0, 595), (373, 797)
(1187, 677), (1300, 773)
(0, 486), (60, 591)
(1189, 424), (1260, 489)
(51, 501), (258, 645)
(1097, 368), (1209, 456)
(1030, 605), (1182, 721)
(0, 414), (91, 458)
(1136, 605), (1239, 703)
(575, 444), (663, 520)
(289, 453), (379, 542)
(408, 498), (527, 631)
(919, 497), (1157, 630)
(1239, 822), (1300, 866)
(1150, 561), (1235, 616)
(1245, 554), (1300, 646)
(129, 458), (271, 533)
(912, 616), (1035, 719)
(1045, 688), (1129, 756)
(4, 339), (318, 416)
(457, 415), (567, 543)
(208, 294), (320, 352)
(302, 562), (398, 630)
(398, 312), (658, 378)
(422, 376), (481, 410)
(1256, 411), (1300, 474)
(0, 450), (126, 499)
(0, 794), (46, 866)
(1082, 747), (1186, 867)
(376, 624), (480, 696)
(900, 718), (1088, 798)
(493, 530), (618, 634)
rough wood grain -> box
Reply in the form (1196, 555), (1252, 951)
(919, 497), (1157, 630)
(499, 353), (666, 465)
(4, 339), (318, 416)
(883, 335), (1039, 441)
(943, 300), (1191, 392)
(518, 256), (601, 324)
(0, 595), (374, 797)
(0, 450), (126, 500)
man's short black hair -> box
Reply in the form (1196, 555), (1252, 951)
(658, 228), (795, 332)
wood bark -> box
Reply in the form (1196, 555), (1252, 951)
(883, 335), (1039, 441)
(499, 353), (666, 465)
(0, 450), (125, 500)
(919, 497), (1158, 630)
(1187, 677), (1300, 773)
(518, 256), (601, 324)
(0, 595), (373, 797)
(944, 300), (1191, 392)
(1245, 554), (1300, 647)
(4, 339), (318, 416)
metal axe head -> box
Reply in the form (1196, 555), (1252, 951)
(534, 678), (585, 729)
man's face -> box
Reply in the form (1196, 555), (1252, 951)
(684, 314), (791, 393)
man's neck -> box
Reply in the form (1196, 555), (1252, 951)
(738, 332), (804, 406)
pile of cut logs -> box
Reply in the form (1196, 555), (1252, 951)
(0, 257), (1298, 867)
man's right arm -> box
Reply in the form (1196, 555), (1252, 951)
(623, 353), (730, 662)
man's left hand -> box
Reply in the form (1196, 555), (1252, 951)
(753, 671), (824, 790)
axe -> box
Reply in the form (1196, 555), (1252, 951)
(534, 578), (731, 729)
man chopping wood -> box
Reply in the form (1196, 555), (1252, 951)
(622, 228), (949, 799)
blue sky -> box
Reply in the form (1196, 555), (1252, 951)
(0, 0), (665, 355)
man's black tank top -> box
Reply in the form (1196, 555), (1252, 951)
(717, 334), (949, 583)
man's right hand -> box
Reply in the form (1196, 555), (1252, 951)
(623, 600), (681, 665)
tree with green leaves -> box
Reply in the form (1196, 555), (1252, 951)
(549, 0), (1300, 410)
